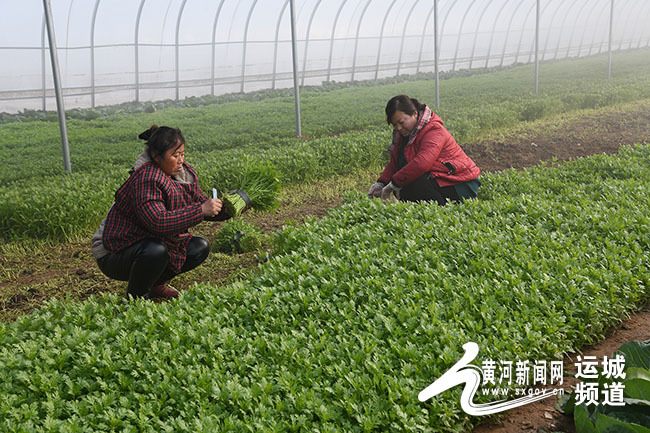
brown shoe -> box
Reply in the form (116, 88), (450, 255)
(148, 284), (179, 299)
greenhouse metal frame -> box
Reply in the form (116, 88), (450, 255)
(4, 0), (649, 109)
(2, 0), (650, 169)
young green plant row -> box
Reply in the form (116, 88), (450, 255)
(0, 145), (649, 432)
(0, 128), (390, 240)
(2, 49), (650, 187)
(2, 50), (650, 241)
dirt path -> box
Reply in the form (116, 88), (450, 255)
(1, 101), (650, 432)
(462, 99), (650, 172)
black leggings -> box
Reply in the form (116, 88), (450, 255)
(97, 236), (210, 298)
(399, 174), (460, 206)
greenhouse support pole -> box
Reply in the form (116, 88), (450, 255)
(41, 18), (47, 111)
(135, 0), (146, 103)
(289, 0), (302, 137)
(91, 0), (101, 108)
(608, 0), (614, 79)
(534, 0), (540, 94)
(43, 0), (71, 173)
(175, 0), (188, 101)
(434, 0), (439, 108)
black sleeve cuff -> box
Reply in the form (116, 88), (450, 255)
(204, 207), (233, 222)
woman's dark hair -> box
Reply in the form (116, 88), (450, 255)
(385, 95), (426, 125)
(138, 125), (185, 162)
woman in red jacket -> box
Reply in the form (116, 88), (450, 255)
(368, 95), (480, 205)
(92, 125), (230, 299)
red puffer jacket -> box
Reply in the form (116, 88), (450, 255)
(378, 112), (480, 188)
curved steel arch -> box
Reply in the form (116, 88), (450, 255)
(611, 0), (629, 51)
(158, 0), (175, 81)
(610, 0), (625, 50)
(452, 0), (480, 71)
(301, 0), (324, 87)
(240, 0), (260, 94)
(603, 0), (635, 54)
(134, 0), (146, 103)
(642, 3), (650, 47)
(615, 0), (636, 50)
(41, 15), (47, 110)
(514, 0), (536, 64)
(588, 0), (612, 55)
(468, 0), (499, 69)
(90, 0), (101, 108)
(484, 0), (513, 68)
(210, 0), (227, 95)
(579, 0), (604, 56)
(351, 0), (374, 81)
(527, 0), (553, 63)
(632, 0), (650, 48)
(376, 0), (399, 79)
(326, 0), (350, 82)
(433, 0), (440, 106)
(65, 0), (76, 74)
(618, 0), (647, 50)
(416, 2), (436, 73)
(552, 0), (587, 59)
(342, 0), (366, 39)
(272, 0), (290, 89)
(175, 0), (189, 101)
(627, 0), (647, 48)
(636, 1), (650, 48)
(499, 0), (528, 66)
(645, 5), (650, 47)
(438, 0), (461, 65)
(397, 0), (422, 76)
(541, 0), (566, 61)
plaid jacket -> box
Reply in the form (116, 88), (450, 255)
(102, 161), (208, 274)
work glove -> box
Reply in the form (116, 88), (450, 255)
(368, 182), (384, 198)
(381, 181), (401, 200)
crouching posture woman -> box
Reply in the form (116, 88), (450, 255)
(369, 95), (481, 205)
(92, 125), (231, 299)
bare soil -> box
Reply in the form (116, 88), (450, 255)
(1, 101), (650, 432)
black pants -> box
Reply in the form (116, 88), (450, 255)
(399, 174), (460, 206)
(97, 236), (210, 298)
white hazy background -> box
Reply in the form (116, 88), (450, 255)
(1, 0), (649, 113)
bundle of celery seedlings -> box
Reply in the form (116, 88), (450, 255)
(219, 161), (281, 218)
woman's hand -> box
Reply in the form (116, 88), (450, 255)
(381, 182), (401, 200)
(202, 198), (223, 216)
(368, 182), (384, 198)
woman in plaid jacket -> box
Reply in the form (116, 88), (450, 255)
(368, 95), (480, 205)
(91, 125), (230, 299)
